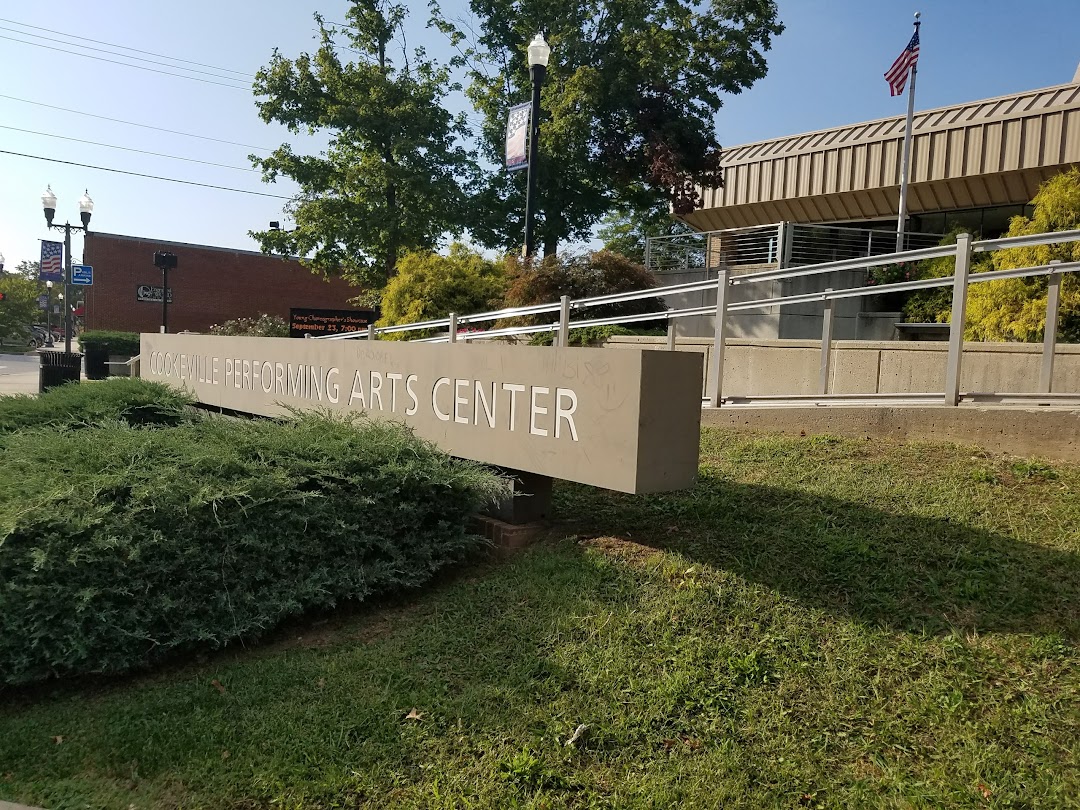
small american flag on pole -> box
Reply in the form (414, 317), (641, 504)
(885, 29), (920, 96)
(505, 102), (530, 171)
(39, 240), (63, 283)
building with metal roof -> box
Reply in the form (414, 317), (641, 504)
(682, 79), (1080, 237)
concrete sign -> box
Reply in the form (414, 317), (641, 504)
(140, 334), (703, 494)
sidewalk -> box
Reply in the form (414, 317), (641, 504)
(0, 353), (44, 396)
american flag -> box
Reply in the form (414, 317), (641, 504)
(505, 102), (531, 171)
(885, 29), (920, 96)
(39, 240), (63, 282)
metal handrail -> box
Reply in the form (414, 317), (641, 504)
(314, 229), (1080, 350)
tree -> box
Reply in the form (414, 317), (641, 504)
(13, 260), (40, 282)
(377, 245), (509, 338)
(250, 1), (477, 288)
(965, 169), (1080, 342)
(443, 0), (783, 254)
(0, 275), (43, 342)
(597, 201), (693, 265)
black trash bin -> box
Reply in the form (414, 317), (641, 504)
(39, 350), (83, 393)
(83, 343), (109, 380)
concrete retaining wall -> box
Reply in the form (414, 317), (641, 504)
(604, 336), (1080, 397)
(701, 405), (1080, 463)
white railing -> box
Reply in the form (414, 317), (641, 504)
(315, 229), (1080, 407)
(643, 221), (943, 273)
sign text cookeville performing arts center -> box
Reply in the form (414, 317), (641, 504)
(141, 334), (703, 493)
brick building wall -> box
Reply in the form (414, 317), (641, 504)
(82, 232), (363, 333)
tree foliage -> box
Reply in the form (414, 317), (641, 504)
(443, 0), (783, 254)
(597, 201), (693, 265)
(501, 250), (663, 326)
(377, 245), (509, 339)
(12, 260), (40, 282)
(965, 169), (1080, 342)
(250, 0), (476, 288)
(0, 274), (42, 342)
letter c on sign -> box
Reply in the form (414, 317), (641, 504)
(432, 377), (451, 421)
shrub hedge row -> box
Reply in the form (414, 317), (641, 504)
(77, 330), (141, 356)
(0, 414), (503, 684)
(0, 378), (195, 434)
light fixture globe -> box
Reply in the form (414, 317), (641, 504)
(78, 189), (94, 229)
(41, 185), (57, 226)
(527, 33), (550, 67)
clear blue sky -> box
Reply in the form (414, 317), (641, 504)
(1, 0), (1078, 271)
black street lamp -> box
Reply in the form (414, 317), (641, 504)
(523, 32), (550, 258)
(46, 280), (53, 338)
(41, 185), (94, 354)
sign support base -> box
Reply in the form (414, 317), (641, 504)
(485, 469), (553, 525)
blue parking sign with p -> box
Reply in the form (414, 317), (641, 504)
(71, 264), (93, 285)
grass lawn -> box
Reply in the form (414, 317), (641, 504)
(1, 429), (1078, 809)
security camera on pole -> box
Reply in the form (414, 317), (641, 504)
(154, 251), (178, 333)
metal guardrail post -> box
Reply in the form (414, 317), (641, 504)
(667, 320), (676, 350)
(1040, 260), (1062, 393)
(944, 233), (972, 406)
(819, 289), (834, 395)
(558, 295), (570, 348)
(448, 313), (457, 344)
(367, 324), (375, 341)
(707, 262), (729, 407)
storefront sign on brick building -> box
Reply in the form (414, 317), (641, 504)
(137, 285), (172, 303)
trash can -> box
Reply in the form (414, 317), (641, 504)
(39, 350), (83, 393)
(83, 343), (109, 380)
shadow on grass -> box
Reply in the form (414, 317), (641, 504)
(554, 469), (1080, 639)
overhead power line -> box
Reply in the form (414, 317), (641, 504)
(0, 25), (252, 82)
(0, 149), (292, 200)
(0, 94), (274, 152)
(0, 16), (254, 77)
(0, 34), (250, 89)
(0, 124), (257, 172)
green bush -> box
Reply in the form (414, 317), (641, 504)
(78, 330), (141, 356)
(377, 245), (509, 340)
(0, 378), (194, 434)
(500, 251), (664, 329)
(0, 413), (503, 684)
(209, 314), (290, 337)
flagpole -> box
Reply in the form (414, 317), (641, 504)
(895, 12), (921, 252)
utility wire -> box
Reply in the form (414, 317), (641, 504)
(0, 16), (254, 77)
(0, 35), (250, 89)
(0, 149), (292, 200)
(0, 94), (274, 152)
(0, 25), (252, 82)
(0, 124), (257, 172)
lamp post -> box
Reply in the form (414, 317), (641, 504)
(41, 185), (94, 354)
(46, 280), (53, 338)
(523, 32), (550, 258)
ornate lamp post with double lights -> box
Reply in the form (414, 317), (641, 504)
(41, 185), (94, 354)
(523, 32), (550, 258)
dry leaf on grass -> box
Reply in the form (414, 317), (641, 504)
(211, 679), (227, 695)
(405, 708), (424, 721)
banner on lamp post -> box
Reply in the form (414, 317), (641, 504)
(504, 102), (530, 171)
